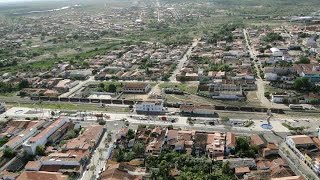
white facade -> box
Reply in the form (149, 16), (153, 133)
(264, 73), (278, 81)
(123, 84), (150, 93)
(271, 94), (286, 103)
(23, 118), (68, 154)
(4, 121), (46, 150)
(135, 102), (164, 112)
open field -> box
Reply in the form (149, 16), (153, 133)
(166, 91), (263, 107)
(159, 82), (198, 94)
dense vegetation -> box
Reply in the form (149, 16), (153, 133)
(206, 23), (244, 44)
(262, 32), (283, 42)
(145, 152), (235, 180)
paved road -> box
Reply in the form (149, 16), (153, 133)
(169, 39), (199, 82)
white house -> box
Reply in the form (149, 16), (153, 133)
(4, 121), (46, 150)
(264, 73), (278, 81)
(23, 118), (69, 154)
(270, 47), (283, 57)
(135, 101), (164, 113)
(271, 94), (287, 103)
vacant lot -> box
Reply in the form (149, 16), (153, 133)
(159, 82), (198, 94)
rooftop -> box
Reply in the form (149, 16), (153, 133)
(29, 118), (67, 143)
(16, 171), (68, 180)
(288, 135), (314, 145)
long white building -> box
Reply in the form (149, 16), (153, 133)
(23, 118), (69, 154)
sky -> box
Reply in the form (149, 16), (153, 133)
(0, 0), (64, 4)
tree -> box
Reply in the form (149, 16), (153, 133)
(296, 56), (310, 64)
(18, 79), (29, 90)
(115, 149), (124, 162)
(235, 136), (257, 158)
(127, 129), (135, 140)
(222, 161), (232, 175)
(0, 137), (9, 147)
(132, 142), (145, 157)
(294, 77), (311, 91)
(263, 32), (283, 42)
(36, 145), (46, 156)
(3, 147), (15, 158)
(108, 84), (117, 93)
(221, 117), (230, 123)
(98, 120), (106, 125)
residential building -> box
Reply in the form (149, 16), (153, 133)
(53, 79), (78, 93)
(16, 171), (68, 180)
(123, 83), (150, 93)
(33, 125), (104, 174)
(165, 129), (195, 153)
(285, 135), (318, 168)
(23, 118), (69, 154)
(271, 94), (287, 103)
(4, 120), (46, 150)
(206, 132), (226, 158)
(66, 69), (92, 80)
(285, 135), (315, 150)
(100, 163), (142, 180)
(294, 64), (320, 83)
(250, 134), (265, 148)
(262, 143), (279, 157)
(271, 176), (305, 180)
(225, 132), (236, 154)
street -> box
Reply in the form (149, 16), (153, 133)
(243, 29), (288, 109)
(169, 39), (199, 82)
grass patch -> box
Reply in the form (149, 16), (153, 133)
(159, 82), (198, 94)
(6, 102), (129, 113)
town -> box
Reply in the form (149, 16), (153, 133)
(1, 0), (320, 179)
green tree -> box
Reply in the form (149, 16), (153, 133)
(18, 79), (29, 90)
(36, 145), (46, 156)
(65, 130), (77, 140)
(294, 77), (311, 91)
(222, 161), (232, 175)
(127, 129), (135, 140)
(0, 137), (9, 147)
(108, 84), (117, 93)
(235, 136), (257, 158)
(3, 147), (15, 158)
(132, 142), (145, 157)
(296, 56), (310, 64)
